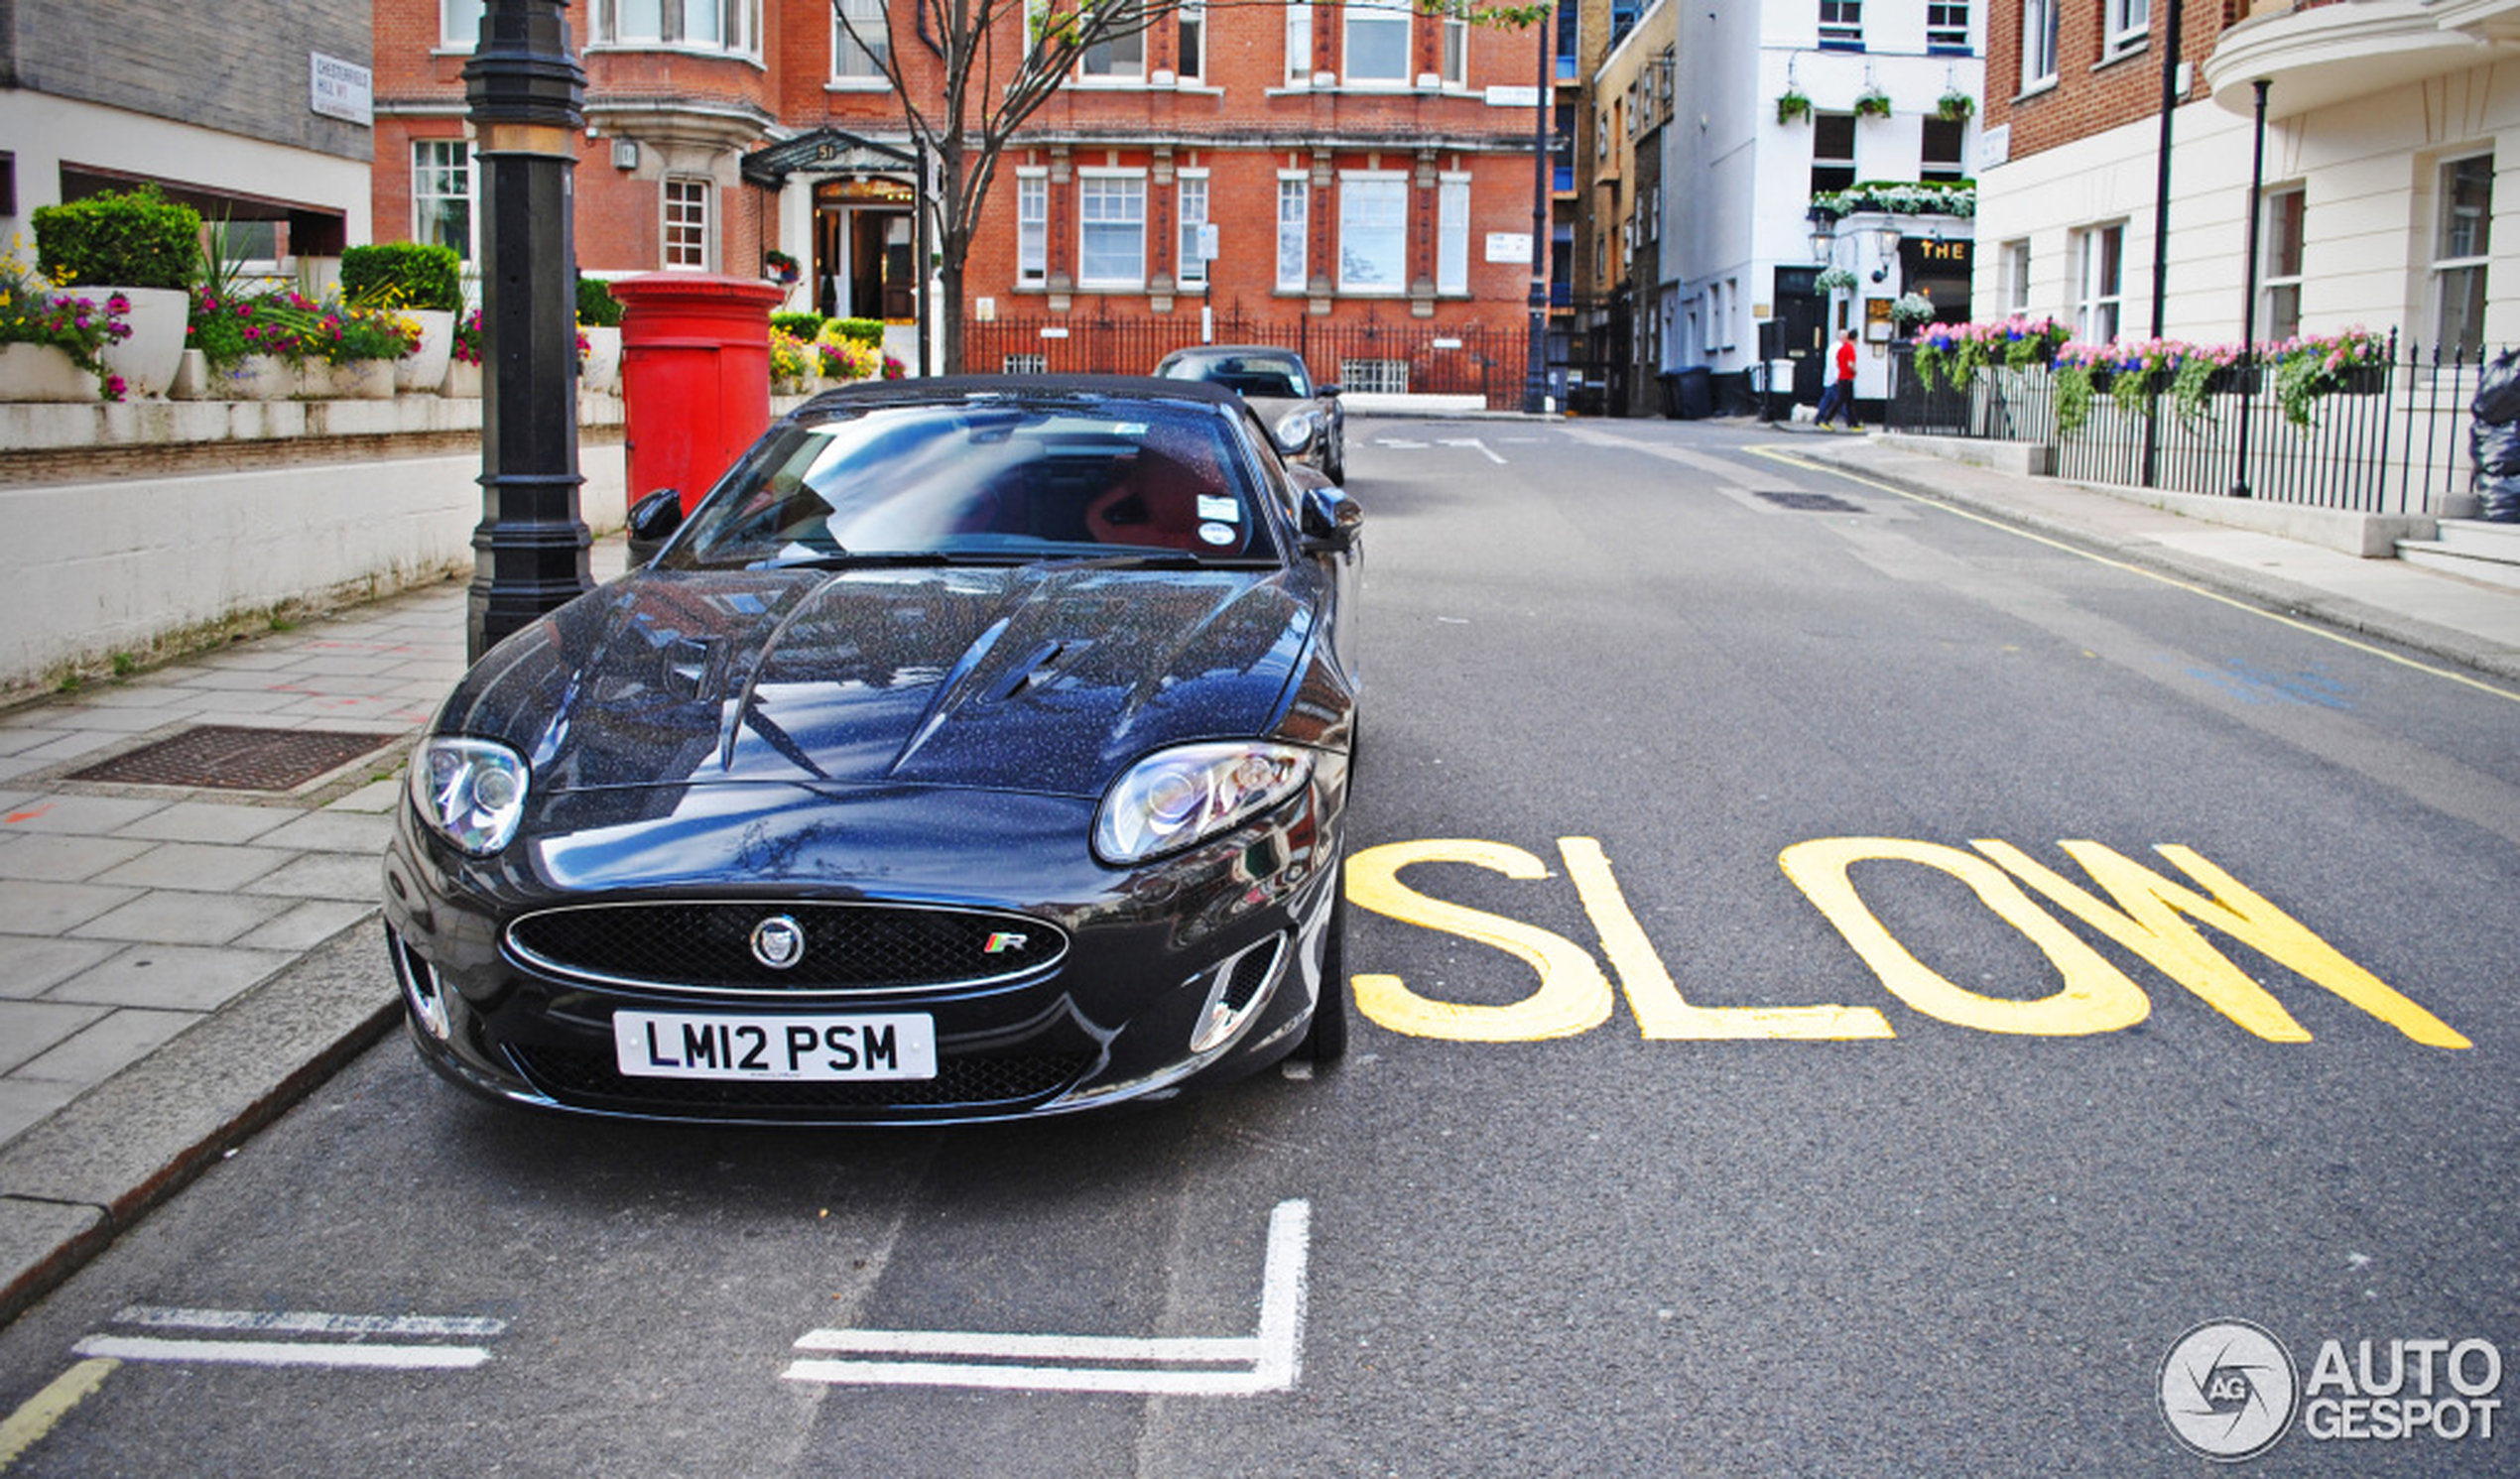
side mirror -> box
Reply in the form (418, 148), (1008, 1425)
(626, 489), (685, 567)
(1299, 485), (1362, 554)
(1319, 382), (1342, 398)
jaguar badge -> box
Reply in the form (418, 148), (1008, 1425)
(750, 915), (806, 969)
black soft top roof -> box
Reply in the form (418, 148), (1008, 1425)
(798, 374), (1243, 414)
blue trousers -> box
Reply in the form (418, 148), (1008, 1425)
(1816, 379), (1856, 427)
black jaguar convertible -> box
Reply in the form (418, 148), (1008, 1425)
(383, 375), (1362, 1124)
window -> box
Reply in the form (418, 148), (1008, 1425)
(1179, 173), (1209, 288)
(1555, 3), (1578, 82)
(2104, 0), (2148, 55)
(1819, 0), (1862, 50)
(1344, 0), (1411, 85)
(2073, 222), (2124, 343)
(1337, 175), (1407, 293)
(1178, 1), (1205, 81)
(1077, 173), (1146, 287)
(1998, 238), (2031, 314)
(1003, 352), (1048, 374)
(2434, 155), (2491, 354)
(2020, 0), (2058, 90)
(1277, 176), (1310, 291)
(1286, 2), (1313, 83)
(664, 178), (710, 270)
(1443, 6), (1467, 86)
(1927, 1), (1969, 53)
(441, 0), (484, 48)
(1811, 114), (1857, 192)
(1921, 117), (1966, 183)
(1438, 175), (1469, 295)
(833, 0), (887, 78)
(1017, 173), (1048, 285)
(1340, 359), (1410, 394)
(1081, 0), (1145, 79)
(595, 0), (760, 56)
(413, 140), (473, 261)
(2259, 186), (2303, 341)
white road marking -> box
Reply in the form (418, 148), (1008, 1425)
(1440, 437), (1508, 464)
(70, 1335), (492, 1371)
(112, 1305), (508, 1339)
(1375, 437), (1431, 448)
(785, 1197), (1311, 1396)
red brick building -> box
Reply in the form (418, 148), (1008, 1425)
(375, 1), (1550, 394)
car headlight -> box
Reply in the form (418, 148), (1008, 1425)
(408, 736), (530, 856)
(1094, 742), (1315, 866)
(1274, 409), (1322, 454)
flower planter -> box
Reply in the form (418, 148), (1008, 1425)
(395, 308), (457, 394)
(90, 286), (188, 398)
(318, 358), (396, 400)
(2205, 365), (2263, 396)
(169, 348), (212, 400)
(0, 342), (102, 401)
(441, 359), (483, 398)
(2333, 365), (2388, 395)
(579, 324), (622, 394)
(217, 354), (297, 400)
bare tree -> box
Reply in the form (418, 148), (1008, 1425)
(831, 0), (1550, 374)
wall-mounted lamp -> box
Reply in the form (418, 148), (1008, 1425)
(1869, 222), (1900, 281)
(1805, 201), (1838, 261)
(611, 139), (640, 171)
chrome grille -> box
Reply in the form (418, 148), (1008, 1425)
(505, 901), (1067, 995)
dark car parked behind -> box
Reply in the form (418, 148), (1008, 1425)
(1154, 344), (1345, 485)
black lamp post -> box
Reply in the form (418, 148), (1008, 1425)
(2232, 77), (2271, 499)
(1524, 9), (1553, 415)
(463, 0), (593, 664)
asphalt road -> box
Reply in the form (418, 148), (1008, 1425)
(2, 419), (2516, 1478)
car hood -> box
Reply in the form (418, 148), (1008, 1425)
(438, 563), (1316, 798)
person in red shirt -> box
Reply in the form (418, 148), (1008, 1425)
(1817, 329), (1860, 430)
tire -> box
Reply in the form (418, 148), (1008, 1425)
(1323, 433), (1346, 486)
(1297, 882), (1349, 1062)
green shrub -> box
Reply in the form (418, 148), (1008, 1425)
(771, 310), (827, 342)
(576, 276), (624, 327)
(32, 185), (201, 291)
(832, 316), (883, 346)
(340, 242), (462, 311)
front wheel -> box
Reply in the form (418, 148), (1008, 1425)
(1296, 884), (1349, 1062)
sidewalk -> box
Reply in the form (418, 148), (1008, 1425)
(0, 538), (626, 1325)
(5, 431), (2520, 1328)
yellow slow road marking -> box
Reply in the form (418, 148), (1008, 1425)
(0, 1358), (117, 1471)
(1745, 443), (2520, 706)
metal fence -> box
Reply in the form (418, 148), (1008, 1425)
(1886, 340), (2501, 517)
(963, 303), (1532, 410)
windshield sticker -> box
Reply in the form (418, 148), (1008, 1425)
(1197, 495), (1241, 523)
(1198, 522), (1237, 548)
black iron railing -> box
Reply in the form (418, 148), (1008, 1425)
(1886, 340), (2501, 516)
(963, 303), (1533, 411)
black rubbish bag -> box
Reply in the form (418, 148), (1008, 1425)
(2483, 476), (2520, 523)
(2470, 349), (2520, 521)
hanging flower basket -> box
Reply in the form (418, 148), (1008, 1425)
(1814, 266), (1858, 293)
(1854, 87), (1893, 119)
(1776, 89), (1813, 125)
(1937, 91), (1975, 123)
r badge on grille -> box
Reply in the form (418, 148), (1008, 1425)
(750, 916), (806, 969)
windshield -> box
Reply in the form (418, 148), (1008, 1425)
(660, 398), (1283, 572)
(1160, 354), (1314, 401)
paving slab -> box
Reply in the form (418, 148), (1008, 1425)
(64, 890), (295, 947)
(42, 942), (295, 1010)
(0, 922), (397, 1324)
(0, 937), (124, 1000)
(90, 842), (295, 892)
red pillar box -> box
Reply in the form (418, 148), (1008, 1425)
(610, 273), (787, 514)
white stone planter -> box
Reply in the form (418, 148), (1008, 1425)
(169, 348), (213, 400)
(441, 358), (483, 398)
(0, 342), (102, 402)
(317, 358), (396, 400)
(396, 308), (457, 393)
(217, 354), (297, 400)
(87, 286), (188, 398)
(579, 324), (621, 393)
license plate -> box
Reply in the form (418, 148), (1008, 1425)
(613, 1010), (938, 1082)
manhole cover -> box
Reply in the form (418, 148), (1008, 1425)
(1752, 489), (1866, 514)
(67, 725), (404, 792)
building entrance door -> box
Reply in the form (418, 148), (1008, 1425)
(813, 178), (918, 322)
